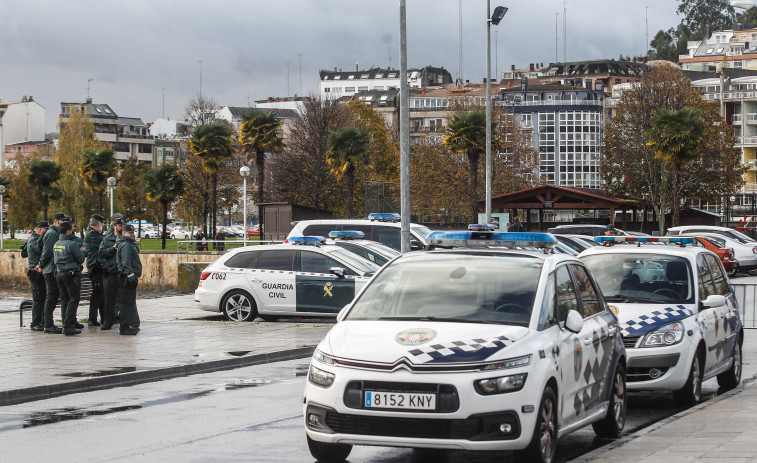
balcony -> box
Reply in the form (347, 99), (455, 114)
(733, 114), (743, 123)
(747, 113), (757, 123)
(739, 136), (757, 146)
(496, 99), (604, 107)
(742, 182), (757, 192)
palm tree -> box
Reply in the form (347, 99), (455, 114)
(79, 148), (118, 216)
(646, 107), (705, 227)
(189, 123), (233, 234)
(238, 110), (283, 204)
(145, 164), (185, 250)
(444, 111), (495, 222)
(27, 160), (63, 221)
(327, 126), (370, 218)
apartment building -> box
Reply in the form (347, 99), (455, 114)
(0, 96), (46, 170)
(679, 25), (757, 72)
(319, 65), (452, 100)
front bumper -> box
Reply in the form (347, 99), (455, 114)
(625, 339), (693, 391)
(303, 364), (540, 451)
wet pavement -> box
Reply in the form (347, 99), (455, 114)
(0, 294), (331, 404)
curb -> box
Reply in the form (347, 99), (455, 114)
(0, 346), (315, 407)
(568, 378), (757, 462)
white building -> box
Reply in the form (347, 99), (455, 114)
(215, 106), (298, 129)
(318, 65), (453, 100)
(0, 96), (46, 170)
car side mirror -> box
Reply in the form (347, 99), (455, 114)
(330, 267), (345, 278)
(699, 294), (726, 311)
(564, 310), (583, 333)
(410, 240), (422, 251)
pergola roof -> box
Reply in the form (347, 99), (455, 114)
(480, 185), (635, 210)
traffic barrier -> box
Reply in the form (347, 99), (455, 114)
(731, 282), (757, 328)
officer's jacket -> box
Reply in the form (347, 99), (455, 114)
(53, 234), (86, 272)
(38, 225), (60, 275)
(84, 227), (104, 270)
(26, 231), (43, 269)
(99, 228), (120, 273)
(117, 236), (142, 278)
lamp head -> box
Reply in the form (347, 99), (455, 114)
(107, 176), (117, 187)
(491, 6), (508, 25)
(240, 165), (251, 177)
(0, 185), (5, 194)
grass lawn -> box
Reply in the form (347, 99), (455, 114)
(0, 237), (260, 252)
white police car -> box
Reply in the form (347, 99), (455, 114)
(580, 236), (743, 405)
(194, 237), (379, 322)
(324, 231), (400, 266)
(304, 229), (626, 463)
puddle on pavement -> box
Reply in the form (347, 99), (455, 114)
(226, 351), (251, 357)
(295, 364), (309, 377)
(23, 405), (142, 428)
(57, 367), (137, 378)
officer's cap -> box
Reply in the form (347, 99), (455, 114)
(52, 212), (66, 221)
(606, 224), (615, 230)
(36, 221), (49, 229)
(123, 224), (135, 232)
(59, 221), (73, 232)
(111, 213), (124, 223)
(91, 214), (105, 223)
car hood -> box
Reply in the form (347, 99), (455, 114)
(606, 302), (696, 338)
(325, 321), (529, 365)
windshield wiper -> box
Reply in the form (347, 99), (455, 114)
(605, 294), (671, 303)
(378, 316), (509, 325)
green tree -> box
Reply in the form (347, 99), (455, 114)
(27, 160), (63, 221)
(189, 123), (233, 233)
(145, 164), (185, 250)
(646, 107), (706, 227)
(444, 110), (500, 223)
(6, 151), (47, 232)
(239, 110), (284, 204)
(79, 148), (117, 216)
(676, 0), (735, 37)
(117, 156), (151, 234)
(327, 126), (370, 219)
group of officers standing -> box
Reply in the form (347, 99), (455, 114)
(25, 212), (142, 336)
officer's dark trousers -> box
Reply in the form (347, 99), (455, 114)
(118, 276), (140, 331)
(56, 269), (81, 330)
(43, 273), (59, 327)
(28, 269), (46, 327)
(88, 271), (104, 322)
(103, 272), (119, 326)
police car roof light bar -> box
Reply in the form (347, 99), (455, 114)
(426, 231), (558, 249)
(593, 236), (694, 247)
(368, 213), (401, 222)
(289, 236), (327, 245)
(328, 230), (365, 240)
(468, 223), (496, 231)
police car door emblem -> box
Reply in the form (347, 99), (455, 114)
(395, 328), (437, 346)
(574, 337), (583, 382)
(323, 282), (333, 297)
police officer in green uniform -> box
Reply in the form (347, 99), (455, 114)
(116, 224), (141, 335)
(98, 214), (124, 330)
(26, 221), (49, 331)
(53, 221), (86, 336)
(37, 212), (67, 333)
(84, 214), (106, 326)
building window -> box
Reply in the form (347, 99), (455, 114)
(358, 86), (368, 92)
(345, 87), (355, 92)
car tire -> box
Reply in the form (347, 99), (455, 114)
(519, 386), (558, 463)
(307, 435), (351, 463)
(221, 290), (258, 322)
(592, 363), (626, 438)
(717, 339), (742, 390)
(259, 315), (280, 322)
(673, 350), (703, 406)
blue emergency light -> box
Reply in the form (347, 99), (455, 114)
(426, 231), (558, 249)
(289, 236), (327, 245)
(368, 213), (401, 222)
(468, 223), (496, 231)
(328, 230), (365, 240)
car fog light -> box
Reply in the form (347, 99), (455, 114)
(476, 373), (527, 395)
(649, 368), (662, 379)
(308, 413), (321, 426)
(308, 366), (335, 388)
(499, 423), (512, 433)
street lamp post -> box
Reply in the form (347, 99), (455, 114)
(107, 177), (116, 218)
(240, 166), (250, 245)
(0, 184), (5, 251)
(485, 4), (508, 224)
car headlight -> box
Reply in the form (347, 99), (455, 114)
(308, 365), (335, 388)
(480, 355), (532, 371)
(642, 321), (684, 347)
(312, 348), (335, 365)
(475, 373), (528, 395)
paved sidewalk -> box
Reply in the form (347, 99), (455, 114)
(1, 295), (332, 406)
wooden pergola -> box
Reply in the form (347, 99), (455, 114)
(480, 185), (639, 230)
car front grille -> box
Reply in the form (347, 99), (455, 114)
(622, 336), (640, 348)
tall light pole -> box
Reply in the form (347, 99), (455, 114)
(399, 0), (411, 253)
(486, 4), (508, 224)
(0, 184), (5, 251)
(240, 166), (250, 245)
(107, 177), (116, 218)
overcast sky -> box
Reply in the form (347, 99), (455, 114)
(0, 0), (681, 132)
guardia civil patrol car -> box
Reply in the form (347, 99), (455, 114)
(580, 236), (743, 405)
(323, 231), (400, 266)
(194, 237), (380, 322)
(304, 229), (626, 463)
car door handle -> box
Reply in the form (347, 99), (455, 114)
(583, 336), (593, 346)
(249, 278), (261, 282)
(607, 325), (617, 337)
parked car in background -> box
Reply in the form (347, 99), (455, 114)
(170, 228), (196, 240)
(666, 225), (757, 244)
(693, 232), (757, 275)
(681, 235), (739, 276)
(548, 224), (629, 237)
(324, 231), (400, 266)
(555, 234), (599, 253)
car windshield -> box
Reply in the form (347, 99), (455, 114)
(411, 225), (432, 240)
(581, 253), (694, 304)
(362, 241), (401, 258)
(345, 253), (543, 326)
(702, 236), (725, 248)
(326, 248), (380, 276)
(723, 230), (756, 244)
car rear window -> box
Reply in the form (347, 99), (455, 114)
(224, 251), (260, 268)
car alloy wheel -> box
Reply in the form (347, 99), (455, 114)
(674, 352), (702, 406)
(221, 290), (257, 322)
(593, 364), (626, 438)
(717, 340), (742, 389)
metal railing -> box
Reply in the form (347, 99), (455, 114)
(731, 282), (757, 328)
(176, 239), (283, 263)
(496, 99), (604, 107)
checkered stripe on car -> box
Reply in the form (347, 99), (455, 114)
(620, 305), (693, 338)
(407, 336), (511, 364)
